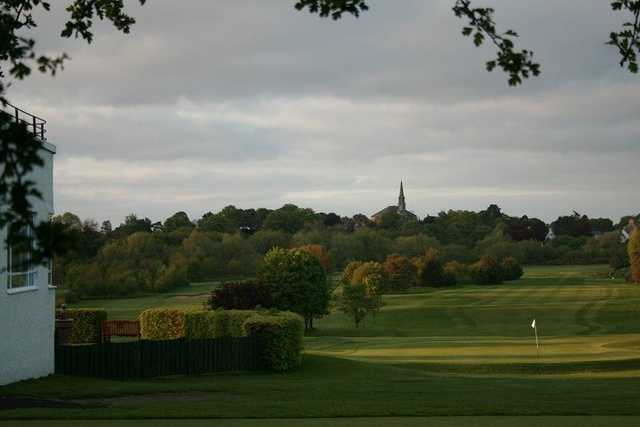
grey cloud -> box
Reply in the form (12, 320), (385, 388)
(4, 0), (638, 224)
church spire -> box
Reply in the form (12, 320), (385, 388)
(398, 181), (406, 213)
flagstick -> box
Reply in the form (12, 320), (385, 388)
(534, 325), (540, 359)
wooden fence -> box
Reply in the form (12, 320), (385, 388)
(55, 336), (263, 379)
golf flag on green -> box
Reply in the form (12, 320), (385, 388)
(531, 319), (540, 357)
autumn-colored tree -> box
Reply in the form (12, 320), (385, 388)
(298, 244), (334, 273)
(383, 254), (417, 291)
(350, 262), (389, 295)
(337, 261), (386, 327)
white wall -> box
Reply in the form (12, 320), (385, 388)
(0, 142), (56, 385)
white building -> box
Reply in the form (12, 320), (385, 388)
(0, 107), (56, 385)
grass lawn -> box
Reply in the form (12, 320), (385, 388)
(2, 264), (640, 423)
(3, 417), (640, 427)
(68, 280), (222, 320)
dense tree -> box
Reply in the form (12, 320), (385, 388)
(629, 229), (640, 283)
(250, 229), (291, 254)
(113, 213), (152, 237)
(589, 218), (615, 234)
(298, 244), (333, 273)
(258, 248), (330, 330)
(551, 213), (593, 238)
(100, 220), (113, 235)
(505, 216), (548, 242)
(323, 212), (342, 227)
(163, 211), (193, 233)
(415, 248), (454, 287)
(263, 204), (315, 234)
(383, 254), (417, 291)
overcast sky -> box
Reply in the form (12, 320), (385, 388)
(9, 0), (640, 225)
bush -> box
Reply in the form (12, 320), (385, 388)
(469, 256), (503, 285)
(184, 311), (223, 339)
(206, 280), (272, 310)
(500, 256), (524, 281)
(415, 248), (455, 287)
(629, 229), (640, 283)
(244, 311), (304, 372)
(226, 310), (255, 336)
(56, 308), (107, 344)
(444, 261), (471, 284)
(383, 254), (417, 291)
(158, 309), (256, 340)
(139, 309), (186, 340)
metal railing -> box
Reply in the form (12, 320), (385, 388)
(1, 102), (47, 140)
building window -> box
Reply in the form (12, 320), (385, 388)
(47, 257), (53, 287)
(7, 223), (37, 290)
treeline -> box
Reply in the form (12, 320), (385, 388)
(54, 205), (637, 299)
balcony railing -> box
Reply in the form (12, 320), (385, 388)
(1, 102), (47, 140)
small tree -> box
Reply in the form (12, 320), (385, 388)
(337, 261), (386, 327)
(337, 281), (382, 328)
(259, 247), (329, 330)
(629, 229), (640, 284)
(350, 262), (389, 295)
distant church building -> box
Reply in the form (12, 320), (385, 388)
(371, 181), (418, 223)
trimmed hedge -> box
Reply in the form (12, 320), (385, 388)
(244, 311), (304, 372)
(139, 308), (305, 372)
(139, 309), (186, 340)
(183, 310), (254, 339)
(57, 308), (107, 344)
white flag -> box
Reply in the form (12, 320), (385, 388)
(531, 319), (536, 329)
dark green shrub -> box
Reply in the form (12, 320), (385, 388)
(415, 248), (455, 287)
(57, 308), (107, 344)
(139, 309), (186, 340)
(244, 311), (304, 372)
(500, 256), (524, 281)
(206, 280), (272, 310)
(469, 256), (503, 285)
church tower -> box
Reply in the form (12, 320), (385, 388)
(398, 181), (406, 213)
